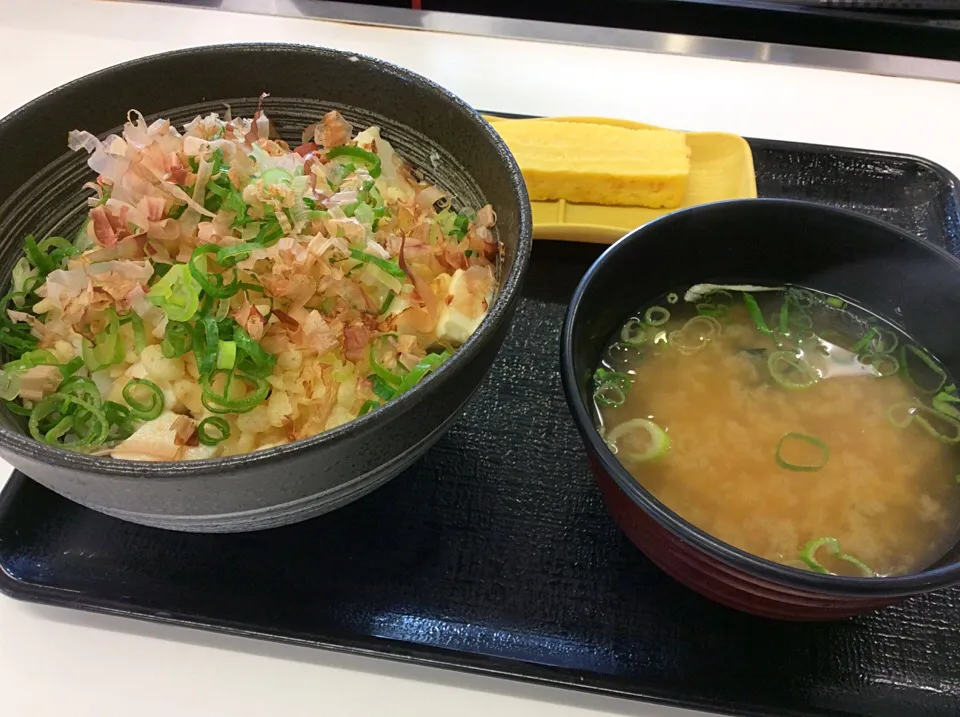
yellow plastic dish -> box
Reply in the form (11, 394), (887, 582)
(483, 115), (757, 244)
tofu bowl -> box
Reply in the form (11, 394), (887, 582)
(0, 44), (532, 531)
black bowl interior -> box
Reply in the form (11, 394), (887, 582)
(0, 43), (531, 476)
(563, 198), (960, 596)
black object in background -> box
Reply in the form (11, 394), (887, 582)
(422, 0), (960, 61)
(2, 133), (960, 716)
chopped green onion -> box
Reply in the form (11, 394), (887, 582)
(162, 321), (193, 359)
(859, 353), (900, 378)
(3, 349), (59, 375)
(193, 315), (220, 378)
(120, 312), (146, 353)
(217, 340), (238, 370)
(39, 236), (78, 269)
(189, 245), (241, 299)
(349, 249), (406, 279)
(826, 296), (846, 309)
(61, 356), (84, 378)
(57, 375), (101, 407)
(11, 258), (37, 303)
(933, 391), (960, 420)
(786, 288), (819, 310)
(799, 537), (875, 577)
(872, 328), (899, 354)
(767, 350), (819, 390)
(667, 315), (722, 355)
(122, 378), (164, 421)
(151, 263), (172, 281)
(448, 213), (470, 242)
(3, 399), (31, 416)
(198, 416), (231, 446)
(379, 290), (396, 315)
(0, 324), (39, 357)
(260, 167), (294, 187)
(353, 202), (375, 228)
(358, 399), (380, 416)
(81, 308), (124, 371)
(148, 263), (202, 322)
(850, 326), (898, 356)
(24, 235), (55, 275)
(200, 370), (270, 414)
(696, 302), (730, 321)
(620, 318), (648, 346)
(326, 145), (382, 178)
(644, 306), (670, 326)
(394, 350), (452, 395)
(594, 383), (626, 408)
(667, 292), (678, 304)
(742, 292), (773, 337)
(887, 402), (960, 444)
(28, 392), (108, 450)
(103, 400), (134, 439)
(369, 334), (401, 387)
(704, 289), (735, 306)
(900, 345), (947, 394)
(233, 325), (276, 378)
(775, 432), (830, 472)
(215, 241), (260, 268)
(850, 326), (899, 355)
(369, 374), (396, 401)
(605, 418), (670, 463)
(778, 300), (790, 335)
(594, 368), (632, 390)
(851, 328), (879, 354)
(0, 371), (20, 401)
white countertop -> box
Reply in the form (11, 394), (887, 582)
(0, 1), (958, 715)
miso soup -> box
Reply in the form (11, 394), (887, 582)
(594, 285), (960, 577)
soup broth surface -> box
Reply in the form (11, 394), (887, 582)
(595, 286), (960, 577)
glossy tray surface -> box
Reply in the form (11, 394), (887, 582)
(1, 137), (959, 717)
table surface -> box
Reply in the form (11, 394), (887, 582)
(1, 1), (959, 715)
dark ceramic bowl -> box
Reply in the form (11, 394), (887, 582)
(0, 44), (531, 532)
(560, 199), (960, 620)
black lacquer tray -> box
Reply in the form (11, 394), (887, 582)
(1, 136), (959, 717)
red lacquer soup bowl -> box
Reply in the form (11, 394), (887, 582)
(559, 199), (960, 621)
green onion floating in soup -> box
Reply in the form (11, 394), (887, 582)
(619, 318), (648, 346)
(933, 390), (960, 420)
(742, 291), (774, 337)
(887, 402), (960, 444)
(858, 352), (900, 378)
(605, 418), (670, 463)
(775, 432), (830, 472)
(901, 344), (948, 394)
(767, 350), (819, 390)
(799, 537), (875, 577)
(593, 368), (633, 408)
(644, 306), (671, 327)
(593, 284), (960, 578)
(667, 315), (722, 355)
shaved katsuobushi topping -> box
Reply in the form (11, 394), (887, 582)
(1, 104), (499, 460)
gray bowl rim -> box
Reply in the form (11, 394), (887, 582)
(560, 197), (960, 597)
(0, 41), (533, 478)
